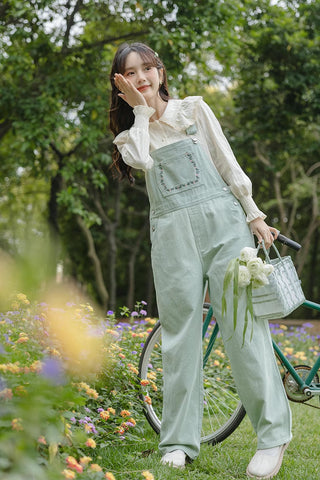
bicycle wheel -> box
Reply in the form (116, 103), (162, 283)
(138, 314), (246, 444)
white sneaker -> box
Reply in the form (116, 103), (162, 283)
(160, 449), (186, 468)
(246, 443), (289, 479)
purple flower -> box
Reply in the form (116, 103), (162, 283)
(131, 311), (139, 317)
(40, 358), (66, 385)
(97, 408), (104, 413)
(302, 322), (314, 328)
(107, 310), (114, 316)
(141, 301), (147, 306)
(70, 417), (77, 424)
(139, 310), (147, 316)
(88, 423), (98, 434)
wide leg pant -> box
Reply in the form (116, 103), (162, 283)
(151, 195), (292, 459)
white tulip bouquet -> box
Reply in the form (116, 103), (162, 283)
(222, 246), (274, 344)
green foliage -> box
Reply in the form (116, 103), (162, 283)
(0, 0), (319, 311)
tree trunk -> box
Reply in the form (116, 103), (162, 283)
(76, 215), (109, 310)
(126, 220), (149, 309)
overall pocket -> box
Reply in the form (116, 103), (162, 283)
(153, 140), (204, 198)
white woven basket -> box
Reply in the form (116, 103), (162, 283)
(252, 243), (305, 321)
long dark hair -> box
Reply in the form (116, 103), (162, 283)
(109, 42), (170, 183)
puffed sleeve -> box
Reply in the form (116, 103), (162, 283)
(197, 99), (266, 222)
(113, 105), (155, 171)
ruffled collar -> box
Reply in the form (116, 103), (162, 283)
(150, 96), (202, 132)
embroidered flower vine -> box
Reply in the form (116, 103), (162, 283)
(222, 246), (274, 344)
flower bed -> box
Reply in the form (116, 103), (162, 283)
(0, 294), (319, 479)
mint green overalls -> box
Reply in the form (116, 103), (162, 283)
(145, 126), (292, 460)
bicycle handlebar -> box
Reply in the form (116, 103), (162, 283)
(275, 232), (302, 251)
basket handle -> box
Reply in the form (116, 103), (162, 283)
(257, 240), (282, 264)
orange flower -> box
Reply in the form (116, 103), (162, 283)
(120, 410), (131, 417)
(16, 336), (29, 343)
(107, 407), (116, 415)
(90, 464), (102, 472)
(37, 436), (47, 445)
(66, 456), (83, 473)
(85, 438), (96, 448)
(140, 379), (149, 386)
(79, 456), (92, 466)
(144, 395), (152, 405)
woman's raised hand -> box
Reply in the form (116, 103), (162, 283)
(114, 73), (147, 108)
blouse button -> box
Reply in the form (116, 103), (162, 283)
(223, 187), (228, 191)
(233, 201), (238, 206)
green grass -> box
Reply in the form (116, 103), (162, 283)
(102, 402), (320, 479)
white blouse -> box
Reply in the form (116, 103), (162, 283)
(113, 96), (266, 223)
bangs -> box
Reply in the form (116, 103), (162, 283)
(116, 43), (160, 74)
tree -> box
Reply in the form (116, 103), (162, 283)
(230, 0), (320, 305)
(0, 0), (244, 311)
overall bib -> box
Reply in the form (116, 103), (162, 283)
(145, 126), (292, 460)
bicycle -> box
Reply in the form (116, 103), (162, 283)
(138, 234), (320, 445)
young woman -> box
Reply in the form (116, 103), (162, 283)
(109, 42), (292, 479)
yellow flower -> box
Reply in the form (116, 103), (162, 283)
(85, 387), (99, 399)
(100, 410), (110, 420)
(80, 456), (92, 466)
(284, 347), (294, 355)
(280, 324), (288, 330)
(146, 317), (156, 325)
(12, 418), (23, 431)
(62, 469), (76, 479)
(129, 365), (139, 374)
(16, 293), (30, 304)
(128, 418), (136, 426)
(142, 471), (154, 480)
(107, 407), (116, 415)
(105, 473), (116, 480)
(90, 464), (102, 472)
(85, 438), (96, 448)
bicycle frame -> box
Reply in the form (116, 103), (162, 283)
(202, 300), (320, 398)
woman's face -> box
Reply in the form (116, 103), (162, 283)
(122, 51), (163, 103)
